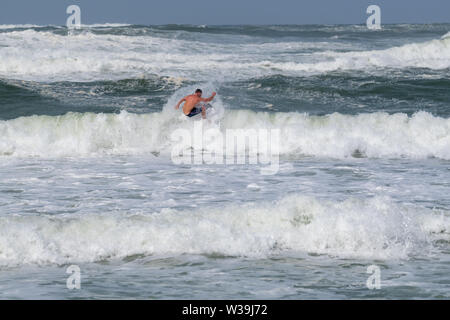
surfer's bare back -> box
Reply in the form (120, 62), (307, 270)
(175, 89), (216, 119)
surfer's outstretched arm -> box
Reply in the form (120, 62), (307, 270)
(175, 97), (186, 109)
(201, 92), (216, 102)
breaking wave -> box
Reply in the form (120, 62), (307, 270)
(0, 109), (449, 159)
(0, 194), (448, 266)
(0, 27), (449, 81)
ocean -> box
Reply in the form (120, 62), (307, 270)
(0, 23), (449, 299)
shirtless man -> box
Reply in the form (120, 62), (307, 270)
(174, 89), (216, 119)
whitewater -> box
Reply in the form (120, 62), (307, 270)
(0, 23), (449, 299)
(1, 25), (450, 82)
(1, 110), (450, 159)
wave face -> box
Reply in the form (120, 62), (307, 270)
(1, 110), (449, 159)
(0, 24), (449, 82)
(0, 194), (448, 266)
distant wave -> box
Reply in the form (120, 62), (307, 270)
(258, 36), (450, 72)
(0, 109), (449, 159)
(0, 27), (449, 82)
(78, 23), (132, 28)
(0, 23), (130, 29)
(0, 24), (44, 29)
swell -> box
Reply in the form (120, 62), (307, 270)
(2, 73), (450, 121)
(228, 74), (450, 116)
(0, 80), (68, 120)
(0, 77), (185, 120)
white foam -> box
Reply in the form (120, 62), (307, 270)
(1, 110), (449, 159)
(222, 110), (450, 159)
(0, 28), (448, 82)
(0, 195), (447, 266)
(259, 36), (450, 72)
(442, 32), (450, 39)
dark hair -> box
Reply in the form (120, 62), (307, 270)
(195, 89), (202, 93)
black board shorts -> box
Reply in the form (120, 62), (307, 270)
(186, 104), (212, 117)
(186, 106), (203, 117)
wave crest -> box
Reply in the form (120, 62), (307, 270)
(1, 110), (449, 159)
(0, 29), (449, 81)
(0, 195), (448, 266)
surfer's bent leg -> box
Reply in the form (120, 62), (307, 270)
(201, 105), (206, 119)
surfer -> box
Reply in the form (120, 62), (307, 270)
(175, 89), (216, 119)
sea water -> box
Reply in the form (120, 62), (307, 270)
(0, 24), (449, 299)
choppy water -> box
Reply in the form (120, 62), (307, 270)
(0, 23), (449, 299)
